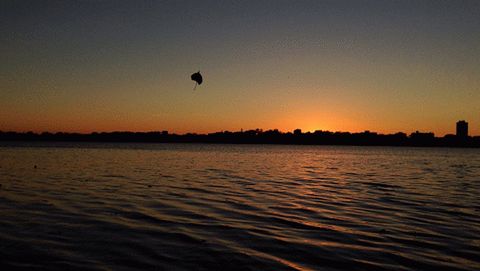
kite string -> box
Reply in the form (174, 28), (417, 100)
(193, 82), (197, 91)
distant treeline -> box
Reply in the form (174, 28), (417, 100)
(0, 129), (479, 147)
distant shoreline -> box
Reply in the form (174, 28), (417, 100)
(1, 130), (479, 148)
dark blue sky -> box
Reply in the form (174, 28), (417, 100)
(2, 0), (480, 134)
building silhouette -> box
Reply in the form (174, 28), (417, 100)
(456, 120), (468, 138)
(1, 124), (479, 147)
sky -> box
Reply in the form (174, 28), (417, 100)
(1, 0), (480, 135)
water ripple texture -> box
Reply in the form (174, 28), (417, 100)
(1, 143), (479, 270)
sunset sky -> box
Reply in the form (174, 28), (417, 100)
(2, 0), (479, 135)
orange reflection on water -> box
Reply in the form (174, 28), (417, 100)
(239, 246), (313, 271)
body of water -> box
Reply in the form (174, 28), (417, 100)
(0, 143), (479, 270)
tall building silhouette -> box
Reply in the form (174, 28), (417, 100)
(456, 120), (468, 138)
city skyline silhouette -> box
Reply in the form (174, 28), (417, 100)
(1, 119), (478, 148)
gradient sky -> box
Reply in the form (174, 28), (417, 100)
(1, 0), (479, 135)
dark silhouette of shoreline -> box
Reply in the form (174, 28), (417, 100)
(1, 129), (479, 148)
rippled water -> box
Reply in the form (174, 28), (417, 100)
(0, 143), (479, 270)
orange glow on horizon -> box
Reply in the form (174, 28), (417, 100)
(2, 112), (477, 137)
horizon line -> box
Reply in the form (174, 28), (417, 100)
(1, 128), (477, 138)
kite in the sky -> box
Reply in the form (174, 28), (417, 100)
(191, 71), (203, 90)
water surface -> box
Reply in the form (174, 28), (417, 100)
(1, 143), (479, 270)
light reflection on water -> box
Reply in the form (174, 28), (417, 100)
(0, 143), (479, 270)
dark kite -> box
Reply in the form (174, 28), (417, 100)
(191, 71), (203, 90)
